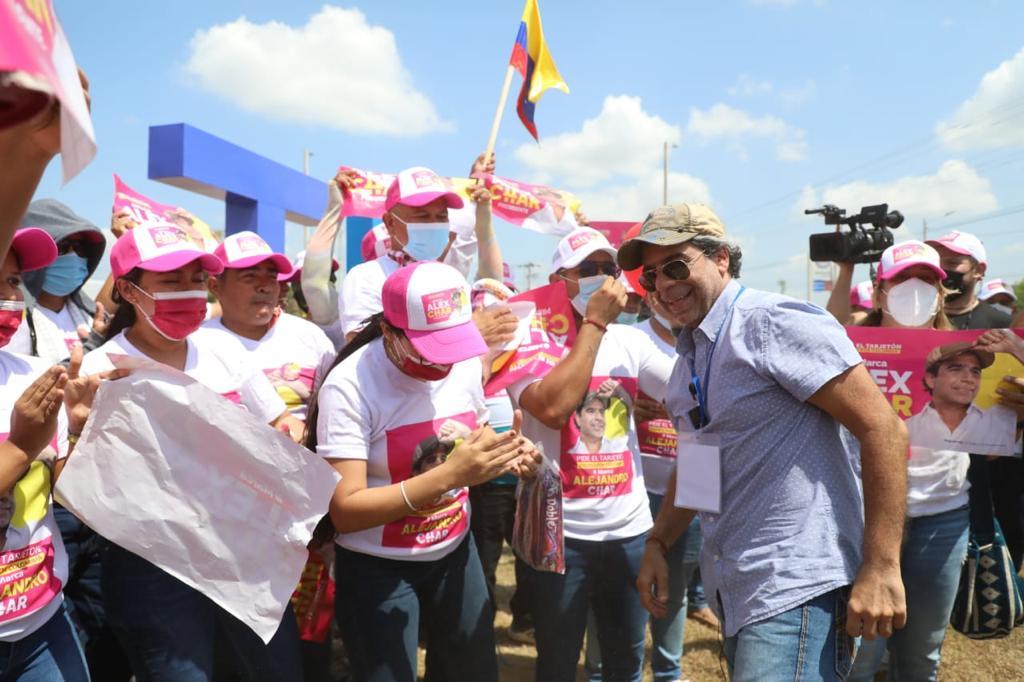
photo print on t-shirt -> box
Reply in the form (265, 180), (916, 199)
(560, 376), (638, 499)
(263, 363), (316, 412)
(382, 412), (477, 549)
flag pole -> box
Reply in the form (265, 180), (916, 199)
(485, 64), (518, 163)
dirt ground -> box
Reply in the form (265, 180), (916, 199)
(477, 547), (1024, 682)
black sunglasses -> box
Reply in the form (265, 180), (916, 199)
(57, 239), (91, 258)
(639, 257), (698, 293)
(572, 260), (620, 279)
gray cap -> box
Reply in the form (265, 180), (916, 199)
(617, 203), (726, 270)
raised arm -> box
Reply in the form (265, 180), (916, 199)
(467, 152), (502, 281)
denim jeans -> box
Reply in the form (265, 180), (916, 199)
(0, 604), (89, 682)
(724, 587), (855, 682)
(530, 532), (649, 682)
(334, 534), (497, 682)
(688, 568), (708, 611)
(848, 505), (969, 682)
(469, 481), (532, 628)
(100, 541), (302, 682)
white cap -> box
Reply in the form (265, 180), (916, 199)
(978, 278), (1017, 302)
(551, 228), (617, 272)
(926, 231), (987, 265)
(877, 240), (946, 282)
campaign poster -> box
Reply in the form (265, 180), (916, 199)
(559, 376), (639, 499)
(381, 412), (476, 549)
(846, 327), (1023, 456)
(112, 175), (220, 251)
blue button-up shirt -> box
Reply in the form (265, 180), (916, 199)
(666, 279), (865, 637)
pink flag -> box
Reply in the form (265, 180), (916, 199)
(113, 175), (220, 251)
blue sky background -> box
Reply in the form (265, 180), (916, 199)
(37, 0), (1024, 302)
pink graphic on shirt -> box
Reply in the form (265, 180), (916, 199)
(560, 376), (638, 499)
(220, 391), (241, 405)
(636, 390), (678, 457)
(0, 537), (62, 623)
(263, 364), (316, 412)
(381, 412), (476, 549)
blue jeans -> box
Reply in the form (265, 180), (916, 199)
(334, 534), (497, 682)
(0, 604), (89, 682)
(100, 541), (302, 681)
(531, 532), (649, 682)
(688, 568), (708, 611)
(848, 505), (969, 682)
(724, 587), (855, 682)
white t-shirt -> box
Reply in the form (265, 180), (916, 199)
(202, 314), (336, 421)
(0, 351), (69, 640)
(904, 445), (970, 518)
(81, 328), (286, 424)
(905, 402), (1017, 455)
(634, 319), (679, 497)
(338, 256), (400, 337)
(508, 323), (674, 541)
(316, 339), (488, 562)
(5, 305), (87, 362)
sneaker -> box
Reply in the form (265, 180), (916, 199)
(507, 625), (535, 645)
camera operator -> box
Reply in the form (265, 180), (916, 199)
(826, 264), (873, 325)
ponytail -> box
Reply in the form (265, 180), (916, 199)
(104, 270), (142, 342)
(304, 313), (385, 453)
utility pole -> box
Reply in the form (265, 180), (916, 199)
(922, 218), (927, 241)
(778, 279), (786, 295)
(518, 262), (541, 290)
(662, 141), (678, 205)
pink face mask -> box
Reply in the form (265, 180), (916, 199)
(383, 332), (452, 381)
(0, 300), (25, 349)
(131, 284), (207, 341)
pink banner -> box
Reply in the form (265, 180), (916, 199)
(589, 221), (638, 249)
(112, 175), (219, 251)
(636, 390), (678, 457)
(846, 327), (1023, 456)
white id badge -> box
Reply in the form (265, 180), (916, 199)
(674, 431), (722, 513)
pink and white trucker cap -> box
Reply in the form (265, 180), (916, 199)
(214, 231), (293, 276)
(978, 278), (1017, 302)
(384, 167), (464, 213)
(926, 231), (987, 265)
(877, 240), (946, 281)
(110, 223), (223, 278)
(360, 223), (391, 262)
(9, 227), (57, 272)
(382, 261), (487, 364)
(849, 280), (875, 309)
(551, 228), (617, 272)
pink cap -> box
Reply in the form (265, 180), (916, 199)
(360, 223), (391, 262)
(978, 278), (1017, 302)
(926, 231), (987, 265)
(111, 223), (224, 278)
(278, 250), (340, 283)
(849, 280), (874, 309)
(382, 261), (486, 364)
(214, 231), (294, 276)
(9, 227), (57, 272)
(551, 228), (617, 271)
(384, 167), (464, 213)
(877, 240), (946, 281)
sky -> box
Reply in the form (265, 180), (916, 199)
(36, 0), (1024, 303)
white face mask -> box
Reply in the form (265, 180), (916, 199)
(570, 275), (606, 316)
(885, 278), (940, 327)
(990, 302), (1014, 317)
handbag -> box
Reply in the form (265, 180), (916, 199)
(949, 456), (1024, 639)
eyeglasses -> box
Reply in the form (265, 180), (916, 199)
(571, 261), (620, 279)
(638, 255), (701, 293)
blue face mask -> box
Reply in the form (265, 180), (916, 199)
(570, 275), (607, 316)
(616, 311), (639, 325)
(42, 253), (89, 296)
(396, 218), (452, 262)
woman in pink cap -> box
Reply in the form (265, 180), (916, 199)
(306, 260), (539, 682)
(0, 228), (96, 680)
(75, 225), (304, 681)
(848, 240), (965, 681)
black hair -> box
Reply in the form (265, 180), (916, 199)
(303, 313), (385, 453)
(104, 269), (143, 342)
(575, 391), (610, 416)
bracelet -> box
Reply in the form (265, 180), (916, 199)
(582, 318), (608, 333)
(645, 535), (669, 556)
(399, 480), (419, 512)
(67, 433), (81, 446)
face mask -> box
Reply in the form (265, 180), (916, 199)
(0, 300), (25, 348)
(616, 311), (639, 325)
(990, 303), (1013, 317)
(885, 278), (940, 327)
(941, 270), (968, 301)
(383, 332), (452, 381)
(131, 284), (207, 341)
(570, 275), (606, 316)
(652, 311), (675, 331)
(394, 217), (452, 262)
(42, 253), (89, 296)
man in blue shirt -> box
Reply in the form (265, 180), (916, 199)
(622, 204), (908, 680)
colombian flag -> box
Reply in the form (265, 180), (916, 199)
(510, 0), (569, 140)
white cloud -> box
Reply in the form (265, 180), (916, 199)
(728, 74), (774, 97)
(936, 46), (1024, 150)
(686, 103), (808, 161)
(514, 95), (680, 187)
(184, 6), (451, 136)
(577, 170), (712, 221)
(779, 79), (817, 108)
(796, 160), (998, 221)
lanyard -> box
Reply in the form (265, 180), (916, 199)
(687, 286), (745, 428)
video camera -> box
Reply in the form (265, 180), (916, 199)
(805, 203), (904, 264)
